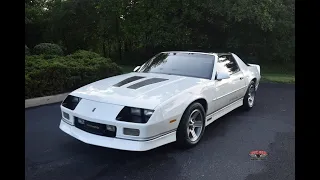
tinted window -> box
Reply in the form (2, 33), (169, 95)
(139, 52), (215, 79)
(217, 55), (240, 75)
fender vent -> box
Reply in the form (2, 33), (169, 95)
(127, 78), (168, 89)
(113, 76), (145, 87)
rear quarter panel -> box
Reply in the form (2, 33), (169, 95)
(232, 53), (261, 89)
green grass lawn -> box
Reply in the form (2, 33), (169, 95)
(119, 65), (295, 84)
(260, 64), (295, 84)
(261, 73), (295, 84)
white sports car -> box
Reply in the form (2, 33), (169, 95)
(59, 51), (261, 151)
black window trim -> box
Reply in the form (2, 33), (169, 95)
(139, 52), (216, 80)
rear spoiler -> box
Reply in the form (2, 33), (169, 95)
(248, 63), (260, 75)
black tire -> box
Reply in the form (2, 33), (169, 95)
(176, 102), (206, 148)
(242, 81), (256, 111)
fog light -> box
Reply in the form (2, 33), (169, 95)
(63, 112), (69, 120)
(106, 125), (116, 132)
(77, 118), (85, 124)
(123, 128), (140, 136)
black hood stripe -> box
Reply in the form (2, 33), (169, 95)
(127, 78), (169, 89)
(113, 76), (145, 87)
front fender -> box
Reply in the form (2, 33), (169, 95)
(157, 91), (207, 129)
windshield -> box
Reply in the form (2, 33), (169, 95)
(139, 52), (215, 79)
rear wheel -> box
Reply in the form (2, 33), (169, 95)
(242, 81), (256, 110)
(176, 102), (206, 148)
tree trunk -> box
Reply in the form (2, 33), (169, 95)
(62, 32), (69, 53)
(115, 15), (122, 62)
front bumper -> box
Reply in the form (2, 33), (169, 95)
(59, 119), (176, 151)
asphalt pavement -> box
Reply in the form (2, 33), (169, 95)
(25, 83), (295, 180)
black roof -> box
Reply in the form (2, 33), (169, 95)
(187, 50), (232, 56)
(217, 52), (232, 56)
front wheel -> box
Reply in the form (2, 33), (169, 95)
(242, 81), (256, 111)
(176, 102), (206, 148)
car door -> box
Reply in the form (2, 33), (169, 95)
(209, 61), (232, 113)
(219, 54), (246, 104)
(206, 54), (247, 115)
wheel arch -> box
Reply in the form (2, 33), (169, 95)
(157, 92), (209, 129)
(192, 98), (208, 114)
(251, 78), (257, 84)
(180, 98), (208, 119)
(175, 97), (208, 147)
(248, 77), (259, 90)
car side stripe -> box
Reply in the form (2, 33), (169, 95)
(127, 78), (169, 89)
(113, 76), (146, 87)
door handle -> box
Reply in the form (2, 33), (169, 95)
(240, 77), (243, 80)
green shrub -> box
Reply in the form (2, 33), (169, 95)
(67, 50), (101, 59)
(25, 51), (123, 99)
(33, 43), (64, 56)
(25, 45), (30, 55)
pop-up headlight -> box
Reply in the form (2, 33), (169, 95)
(116, 107), (154, 123)
(62, 95), (82, 110)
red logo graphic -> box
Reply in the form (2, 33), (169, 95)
(249, 150), (268, 160)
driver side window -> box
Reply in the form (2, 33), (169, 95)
(215, 62), (228, 79)
(217, 55), (240, 75)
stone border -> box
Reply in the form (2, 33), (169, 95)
(25, 93), (70, 109)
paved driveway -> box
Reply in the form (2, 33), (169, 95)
(25, 83), (295, 180)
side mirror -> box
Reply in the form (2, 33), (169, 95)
(133, 66), (141, 72)
(216, 71), (230, 80)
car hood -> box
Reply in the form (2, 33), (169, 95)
(70, 72), (209, 109)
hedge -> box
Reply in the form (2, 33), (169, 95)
(25, 50), (123, 99)
(33, 43), (64, 56)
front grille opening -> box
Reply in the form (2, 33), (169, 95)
(74, 117), (116, 137)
